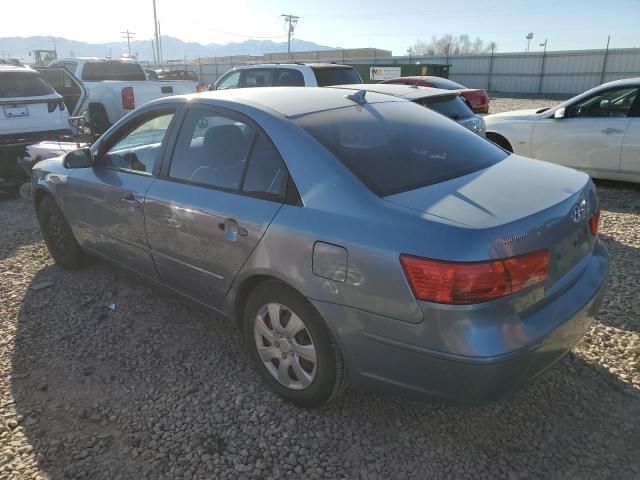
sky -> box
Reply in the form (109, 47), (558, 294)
(2, 0), (639, 54)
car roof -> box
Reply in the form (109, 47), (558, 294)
(601, 77), (640, 88)
(235, 62), (354, 69)
(332, 83), (457, 100)
(0, 64), (37, 73)
(184, 87), (405, 117)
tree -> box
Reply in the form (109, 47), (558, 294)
(411, 35), (497, 55)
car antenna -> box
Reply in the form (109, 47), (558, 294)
(345, 89), (367, 105)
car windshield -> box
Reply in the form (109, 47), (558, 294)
(416, 95), (474, 120)
(0, 72), (55, 97)
(426, 78), (465, 90)
(82, 62), (146, 81)
(312, 67), (362, 86)
(295, 101), (506, 196)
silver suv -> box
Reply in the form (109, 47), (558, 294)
(213, 63), (362, 90)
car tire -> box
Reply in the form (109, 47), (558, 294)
(37, 195), (85, 269)
(88, 103), (110, 135)
(243, 280), (347, 407)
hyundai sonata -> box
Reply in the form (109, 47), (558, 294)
(32, 87), (608, 407)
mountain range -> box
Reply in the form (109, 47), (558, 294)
(0, 36), (338, 62)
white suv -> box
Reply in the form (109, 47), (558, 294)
(213, 63), (363, 90)
(1, 64), (71, 188)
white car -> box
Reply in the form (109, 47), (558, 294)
(485, 78), (640, 183)
(46, 58), (200, 134)
(0, 64), (71, 190)
(213, 63), (363, 90)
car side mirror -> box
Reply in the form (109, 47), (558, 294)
(63, 147), (93, 168)
(554, 107), (565, 119)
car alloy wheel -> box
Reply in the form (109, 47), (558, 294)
(253, 302), (317, 390)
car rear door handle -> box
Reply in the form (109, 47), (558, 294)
(602, 128), (623, 135)
(121, 192), (142, 208)
(218, 218), (248, 241)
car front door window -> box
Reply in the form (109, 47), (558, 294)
(217, 71), (241, 90)
(567, 87), (639, 118)
(101, 112), (175, 175)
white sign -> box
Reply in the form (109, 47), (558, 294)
(370, 66), (401, 81)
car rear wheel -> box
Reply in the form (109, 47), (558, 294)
(37, 195), (85, 269)
(243, 281), (347, 407)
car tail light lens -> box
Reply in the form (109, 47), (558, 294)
(589, 210), (600, 236)
(58, 99), (66, 111)
(400, 250), (549, 304)
(47, 101), (57, 113)
(121, 87), (135, 109)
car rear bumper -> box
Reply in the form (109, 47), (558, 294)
(0, 129), (72, 149)
(312, 242), (608, 404)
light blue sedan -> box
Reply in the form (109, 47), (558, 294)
(32, 87), (608, 407)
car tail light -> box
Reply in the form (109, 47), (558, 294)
(400, 250), (549, 304)
(47, 101), (57, 113)
(58, 99), (66, 111)
(121, 87), (135, 109)
(589, 210), (600, 236)
(196, 84), (207, 93)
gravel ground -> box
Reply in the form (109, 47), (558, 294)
(1, 97), (639, 479)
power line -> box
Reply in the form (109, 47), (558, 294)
(281, 14), (300, 61)
(121, 29), (136, 55)
(194, 21), (287, 40)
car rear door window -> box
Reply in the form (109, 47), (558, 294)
(311, 67), (362, 86)
(0, 72), (55, 97)
(101, 112), (175, 174)
(274, 69), (305, 87)
(242, 134), (287, 200)
(241, 69), (275, 88)
(169, 108), (254, 191)
(295, 101), (507, 196)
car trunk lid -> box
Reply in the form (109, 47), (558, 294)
(385, 155), (598, 290)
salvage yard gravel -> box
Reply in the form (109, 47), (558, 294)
(1, 97), (639, 479)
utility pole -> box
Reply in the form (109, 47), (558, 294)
(281, 14), (300, 61)
(152, 0), (161, 63)
(121, 30), (136, 55)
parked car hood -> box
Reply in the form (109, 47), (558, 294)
(484, 108), (542, 121)
(384, 154), (589, 229)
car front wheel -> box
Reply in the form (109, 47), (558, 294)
(37, 195), (85, 269)
(243, 281), (347, 407)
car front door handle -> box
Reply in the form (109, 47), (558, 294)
(121, 192), (142, 208)
(602, 128), (623, 135)
(218, 218), (248, 241)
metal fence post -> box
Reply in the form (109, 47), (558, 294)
(538, 39), (548, 95)
(600, 35), (611, 84)
(487, 46), (495, 91)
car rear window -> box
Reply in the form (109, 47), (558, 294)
(417, 95), (474, 120)
(311, 67), (362, 87)
(426, 77), (465, 90)
(295, 101), (506, 196)
(0, 72), (55, 97)
(81, 62), (146, 81)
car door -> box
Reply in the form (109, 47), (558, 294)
(144, 105), (288, 308)
(37, 67), (86, 116)
(530, 86), (638, 173)
(620, 98), (640, 176)
(65, 105), (179, 278)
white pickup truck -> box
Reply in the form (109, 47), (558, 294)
(42, 58), (199, 134)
